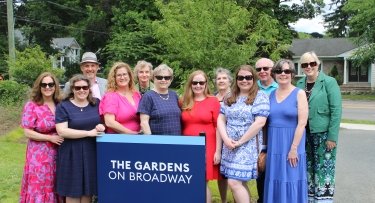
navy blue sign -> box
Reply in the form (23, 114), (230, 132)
(97, 134), (206, 203)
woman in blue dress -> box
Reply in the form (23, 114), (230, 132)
(55, 74), (105, 203)
(264, 59), (308, 203)
(217, 65), (270, 203)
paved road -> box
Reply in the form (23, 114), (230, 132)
(334, 128), (375, 202)
(342, 100), (375, 121)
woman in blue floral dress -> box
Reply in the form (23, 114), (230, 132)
(217, 65), (270, 202)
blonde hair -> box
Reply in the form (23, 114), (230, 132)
(107, 62), (136, 92)
(225, 65), (259, 106)
(30, 72), (62, 105)
(134, 60), (153, 83)
(181, 70), (212, 111)
(300, 51), (321, 65)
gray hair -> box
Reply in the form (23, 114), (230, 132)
(153, 64), (174, 78)
(134, 60), (153, 82)
(214, 67), (233, 83)
(273, 59), (296, 78)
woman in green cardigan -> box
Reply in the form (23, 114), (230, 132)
(296, 51), (342, 203)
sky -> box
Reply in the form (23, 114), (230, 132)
(285, 0), (336, 34)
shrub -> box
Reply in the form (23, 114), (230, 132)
(0, 80), (29, 106)
(329, 65), (343, 85)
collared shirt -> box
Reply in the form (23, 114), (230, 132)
(257, 80), (278, 95)
(91, 78), (102, 100)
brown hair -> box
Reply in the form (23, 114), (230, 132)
(65, 74), (97, 105)
(107, 62), (136, 92)
(225, 65), (259, 106)
(30, 72), (62, 105)
(181, 70), (212, 111)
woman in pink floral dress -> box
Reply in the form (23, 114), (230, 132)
(19, 72), (64, 203)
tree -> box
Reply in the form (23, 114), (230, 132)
(343, 0), (375, 65)
(7, 46), (64, 86)
(324, 0), (351, 37)
(153, 0), (290, 83)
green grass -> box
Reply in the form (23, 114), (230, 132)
(341, 119), (375, 125)
(0, 128), (26, 203)
(342, 94), (375, 101)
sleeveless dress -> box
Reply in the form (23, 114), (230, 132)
(264, 88), (308, 203)
(181, 96), (221, 180)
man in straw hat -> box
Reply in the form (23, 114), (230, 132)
(64, 52), (107, 99)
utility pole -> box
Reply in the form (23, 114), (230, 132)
(7, 0), (16, 62)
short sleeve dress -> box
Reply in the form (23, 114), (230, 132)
(55, 99), (101, 197)
(99, 91), (141, 133)
(220, 91), (270, 181)
(181, 96), (221, 180)
(138, 90), (181, 135)
(19, 101), (59, 203)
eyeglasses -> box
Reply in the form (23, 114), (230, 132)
(255, 67), (271, 72)
(116, 73), (128, 78)
(73, 86), (90, 91)
(273, 69), (293, 74)
(155, 75), (172, 80)
(192, 81), (206, 86)
(40, 82), (55, 88)
(301, 61), (317, 68)
(236, 75), (254, 81)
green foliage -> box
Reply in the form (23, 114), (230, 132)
(344, 0), (375, 65)
(7, 46), (64, 86)
(329, 65), (343, 85)
(153, 0), (289, 85)
(324, 0), (351, 37)
(0, 80), (29, 106)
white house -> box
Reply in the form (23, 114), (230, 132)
(51, 37), (81, 69)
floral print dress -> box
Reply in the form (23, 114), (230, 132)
(19, 101), (59, 203)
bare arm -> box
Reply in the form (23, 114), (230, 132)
(140, 114), (152, 135)
(217, 114), (236, 150)
(104, 113), (138, 134)
(288, 90), (308, 167)
(213, 128), (223, 165)
(24, 128), (64, 145)
(56, 122), (105, 139)
(235, 116), (267, 146)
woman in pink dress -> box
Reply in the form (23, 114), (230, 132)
(99, 62), (141, 134)
(20, 72), (64, 203)
(181, 70), (223, 203)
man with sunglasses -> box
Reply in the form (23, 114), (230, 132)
(254, 58), (278, 203)
(64, 52), (107, 99)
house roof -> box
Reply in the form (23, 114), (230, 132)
(289, 38), (358, 57)
(51, 37), (81, 50)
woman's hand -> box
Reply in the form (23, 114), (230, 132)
(96, 124), (105, 132)
(287, 148), (299, 167)
(49, 135), (64, 145)
(326, 140), (336, 150)
(213, 151), (221, 165)
(223, 138), (236, 150)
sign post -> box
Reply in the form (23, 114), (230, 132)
(97, 134), (206, 203)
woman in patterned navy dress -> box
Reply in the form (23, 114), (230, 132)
(217, 65), (270, 203)
(20, 72), (64, 203)
(55, 75), (105, 203)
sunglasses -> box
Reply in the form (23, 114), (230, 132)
(73, 85), (90, 91)
(255, 67), (271, 72)
(236, 75), (254, 81)
(301, 61), (317, 68)
(155, 75), (172, 81)
(192, 81), (206, 86)
(40, 82), (55, 88)
(273, 69), (293, 74)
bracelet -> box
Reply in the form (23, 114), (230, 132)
(261, 145), (267, 150)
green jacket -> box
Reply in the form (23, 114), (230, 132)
(296, 72), (342, 142)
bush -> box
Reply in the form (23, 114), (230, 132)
(0, 80), (29, 106)
(329, 65), (343, 85)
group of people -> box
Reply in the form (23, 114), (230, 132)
(19, 51), (341, 203)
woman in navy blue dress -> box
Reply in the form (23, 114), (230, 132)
(264, 59), (308, 203)
(55, 74), (105, 203)
(138, 64), (181, 135)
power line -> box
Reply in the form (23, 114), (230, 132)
(0, 12), (109, 35)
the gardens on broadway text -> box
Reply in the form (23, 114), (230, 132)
(108, 160), (193, 184)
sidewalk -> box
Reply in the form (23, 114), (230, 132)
(340, 123), (375, 131)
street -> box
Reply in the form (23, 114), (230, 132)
(342, 100), (375, 121)
(334, 128), (375, 202)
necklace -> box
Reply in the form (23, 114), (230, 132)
(157, 92), (169, 100)
(71, 99), (88, 112)
(305, 80), (315, 99)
